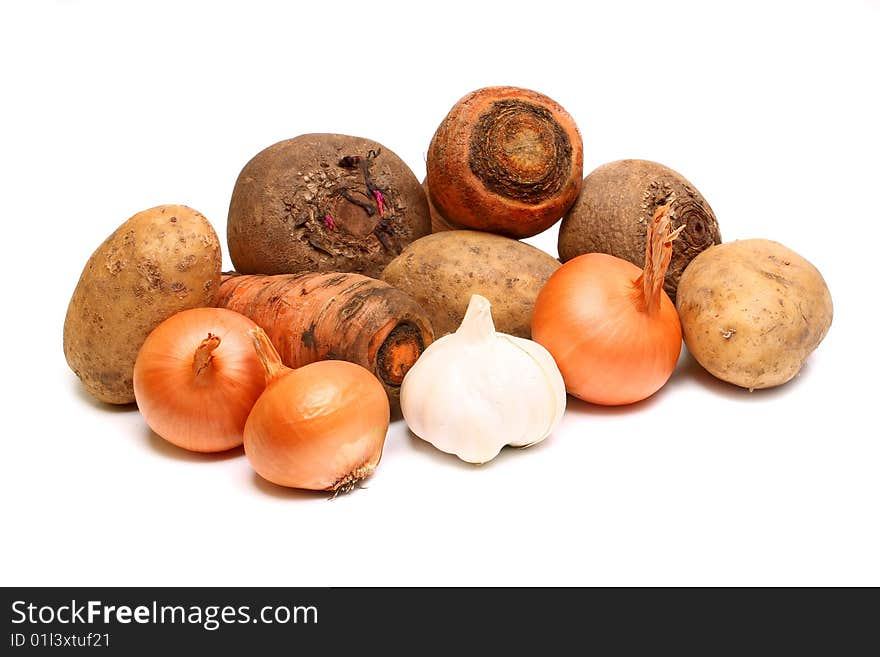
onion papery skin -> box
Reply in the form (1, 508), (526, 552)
(532, 253), (682, 405)
(244, 360), (390, 491)
(133, 308), (266, 452)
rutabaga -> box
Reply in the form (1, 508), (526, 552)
(400, 294), (566, 464)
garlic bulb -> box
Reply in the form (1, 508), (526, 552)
(401, 294), (566, 464)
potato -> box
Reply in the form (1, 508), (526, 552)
(381, 230), (560, 338)
(676, 239), (832, 389)
(64, 205), (222, 404)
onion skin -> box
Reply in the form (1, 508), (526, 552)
(133, 308), (266, 452)
(532, 256), (682, 406)
(244, 338), (390, 492)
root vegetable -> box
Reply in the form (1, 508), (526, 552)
(401, 294), (566, 464)
(676, 239), (833, 389)
(227, 134), (431, 279)
(64, 205), (222, 404)
(245, 328), (389, 492)
(380, 230), (560, 339)
(422, 178), (456, 233)
(133, 308), (265, 452)
(533, 203), (683, 405)
(558, 159), (721, 301)
(214, 272), (434, 409)
(426, 86), (583, 238)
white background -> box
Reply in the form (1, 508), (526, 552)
(2, 0), (878, 586)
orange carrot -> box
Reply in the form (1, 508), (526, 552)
(215, 273), (434, 409)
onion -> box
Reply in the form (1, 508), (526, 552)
(532, 203), (683, 405)
(244, 328), (390, 492)
(133, 308), (266, 452)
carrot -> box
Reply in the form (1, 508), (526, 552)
(215, 273), (434, 409)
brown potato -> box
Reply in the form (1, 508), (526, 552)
(381, 230), (560, 338)
(676, 239), (832, 389)
(228, 134), (430, 279)
(64, 205), (222, 404)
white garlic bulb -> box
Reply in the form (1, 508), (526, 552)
(401, 294), (566, 464)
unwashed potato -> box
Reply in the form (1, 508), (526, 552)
(676, 239), (832, 390)
(381, 230), (560, 338)
(64, 205), (222, 404)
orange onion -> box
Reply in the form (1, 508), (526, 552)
(532, 203), (683, 405)
(133, 308), (266, 452)
(245, 328), (390, 493)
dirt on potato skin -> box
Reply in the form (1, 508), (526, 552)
(558, 159), (721, 302)
(228, 134), (430, 279)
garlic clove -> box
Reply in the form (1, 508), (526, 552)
(502, 335), (567, 446)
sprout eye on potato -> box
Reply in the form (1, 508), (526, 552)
(676, 239), (833, 390)
(63, 205), (222, 404)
